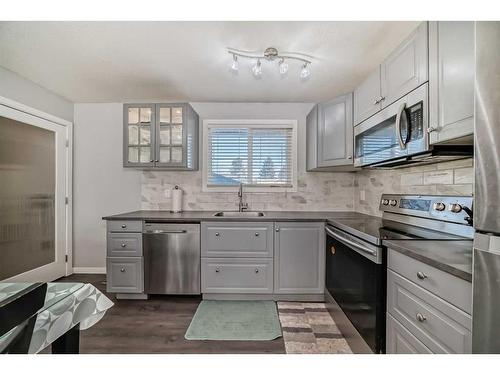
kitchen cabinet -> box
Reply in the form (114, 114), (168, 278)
(306, 93), (356, 171)
(380, 22), (428, 108)
(274, 222), (325, 294)
(123, 103), (199, 170)
(386, 249), (472, 354)
(429, 21), (474, 144)
(354, 67), (382, 125)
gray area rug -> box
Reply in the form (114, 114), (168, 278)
(185, 300), (283, 341)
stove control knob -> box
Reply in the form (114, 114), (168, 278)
(433, 202), (446, 211)
(449, 203), (463, 213)
(389, 199), (398, 206)
(381, 199), (389, 206)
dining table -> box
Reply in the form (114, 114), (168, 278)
(0, 282), (113, 354)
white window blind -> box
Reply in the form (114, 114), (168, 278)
(206, 123), (295, 188)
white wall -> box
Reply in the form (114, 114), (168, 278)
(0, 66), (73, 122)
(73, 103), (142, 270)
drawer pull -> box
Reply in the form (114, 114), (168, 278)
(121, 224), (127, 229)
(416, 313), (427, 323)
(121, 243), (127, 248)
(120, 268), (125, 273)
(255, 269), (259, 273)
(255, 232), (260, 237)
(275, 228), (280, 232)
(416, 271), (428, 280)
(215, 232), (220, 237)
(215, 268), (220, 273)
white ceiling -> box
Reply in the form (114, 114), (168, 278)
(0, 21), (419, 103)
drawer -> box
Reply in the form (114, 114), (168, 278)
(386, 313), (432, 354)
(106, 257), (144, 293)
(107, 220), (142, 233)
(387, 269), (472, 353)
(388, 249), (472, 314)
(201, 258), (273, 294)
(201, 222), (273, 258)
(107, 233), (142, 257)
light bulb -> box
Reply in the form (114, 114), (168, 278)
(300, 63), (311, 79)
(252, 59), (262, 77)
(279, 59), (288, 75)
(231, 55), (239, 71)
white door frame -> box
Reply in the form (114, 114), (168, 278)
(0, 95), (73, 279)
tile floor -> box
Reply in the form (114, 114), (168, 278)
(277, 302), (352, 354)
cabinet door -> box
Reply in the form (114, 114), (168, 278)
(317, 93), (353, 167)
(123, 104), (155, 167)
(155, 104), (187, 168)
(429, 21), (474, 144)
(306, 105), (319, 171)
(381, 22), (428, 107)
(107, 257), (144, 293)
(354, 67), (382, 124)
(274, 222), (325, 294)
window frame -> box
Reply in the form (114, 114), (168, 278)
(202, 119), (298, 193)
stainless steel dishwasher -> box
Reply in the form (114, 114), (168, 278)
(143, 223), (200, 295)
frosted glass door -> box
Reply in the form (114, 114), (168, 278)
(124, 105), (155, 166)
(0, 104), (68, 282)
(155, 105), (184, 167)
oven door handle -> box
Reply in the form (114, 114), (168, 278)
(325, 226), (377, 257)
(395, 102), (409, 150)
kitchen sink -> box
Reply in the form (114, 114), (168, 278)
(213, 211), (265, 217)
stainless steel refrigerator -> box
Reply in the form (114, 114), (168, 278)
(472, 21), (500, 353)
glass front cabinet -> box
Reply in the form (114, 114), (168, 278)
(123, 103), (199, 170)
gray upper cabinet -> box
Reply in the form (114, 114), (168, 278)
(429, 21), (474, 145)
(124, 103), (199, 170)
(354, 67), (382, 125)
(306, 93), (355, 171)
(381, 22), (428, 108)
(274, 222), (325, 294)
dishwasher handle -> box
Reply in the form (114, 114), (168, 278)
(144, 230), (187, 234)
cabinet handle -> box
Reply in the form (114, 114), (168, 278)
(121, 224), (127, 229)
(426, 127), (437, 134)
(155, 159), (159, 162)
(150, 159), (154, 163)
(373, 99), (380, 105)
(275, 228), (280, 232)
(416, 313), (427, 323)
(215, 268), (220, 273)
(120, 268), (125, 273)
(416, 271), (427, 280)
(380, 96), (386, 102)
(255, 232), (260, 237)
(121, 243), (126, 248)
(215, 232), (220, 237)
(255, 269), (259, 274)
(347, 155), (352, 160)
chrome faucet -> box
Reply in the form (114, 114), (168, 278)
(238, 183), (249, 212)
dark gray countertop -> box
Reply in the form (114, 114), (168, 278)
(102, 210), (374, 222)
(383, 239), (473, 282)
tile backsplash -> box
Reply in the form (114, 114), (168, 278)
(141, 170), (356, 212)
(354, 158), (474, 216)
(140, 159), (473, 215)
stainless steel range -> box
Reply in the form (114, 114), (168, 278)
(325, 194), (474, 353)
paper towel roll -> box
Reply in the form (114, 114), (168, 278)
(171, 186), (183, 213)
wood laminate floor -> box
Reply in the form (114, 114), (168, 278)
(55, 274), (286, 354)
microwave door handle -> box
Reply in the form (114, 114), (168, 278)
(395, 102), (407, 150)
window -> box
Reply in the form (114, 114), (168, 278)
(203, 120), (297, 192)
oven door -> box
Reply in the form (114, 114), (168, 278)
(354, 83), (428, 167)
(325, 225), (386, 353)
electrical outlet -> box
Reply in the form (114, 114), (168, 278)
(360, 189), (366, 201)
(164, 189), (171, 198)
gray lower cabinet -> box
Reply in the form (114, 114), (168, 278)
(274, 222), (325, 294)
(106, 220), (144, 295)
(201, 258), (273, 294)
(306, 94), (355, 171)
(106, 257), (144, 293)
(123, 103), (199, 170)
(386, 249), (472, 354)
(429, 21), (474, 144)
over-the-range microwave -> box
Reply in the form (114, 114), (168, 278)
(353, 83), (472, 169)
